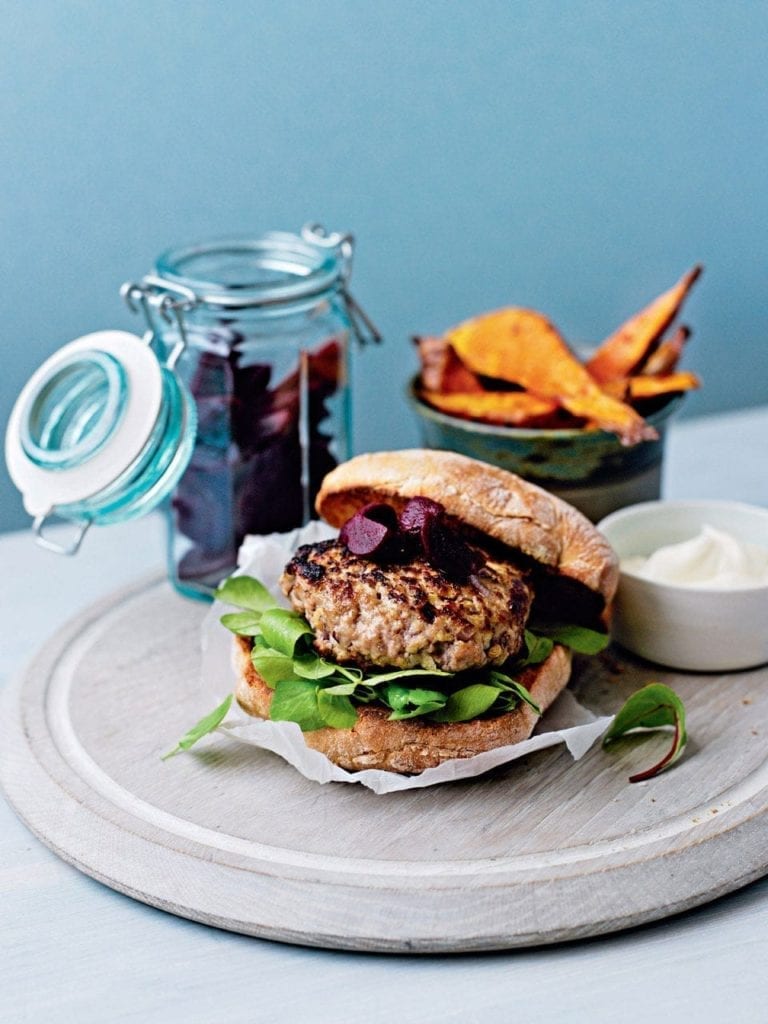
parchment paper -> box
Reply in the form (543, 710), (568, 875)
(200, 524), (613, 794)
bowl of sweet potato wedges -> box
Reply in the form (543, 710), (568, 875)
(410, 267), (702, 522)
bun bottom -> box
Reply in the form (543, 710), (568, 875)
(233, 636), (572, 774)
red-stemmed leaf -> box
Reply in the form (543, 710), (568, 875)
(602, 683), (688, 782)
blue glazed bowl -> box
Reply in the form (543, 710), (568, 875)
(407, 378), (683, 522)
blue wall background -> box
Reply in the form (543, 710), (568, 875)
(2, 0), (766, 532)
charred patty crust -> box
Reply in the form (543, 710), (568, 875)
(279, 539), (532, 673)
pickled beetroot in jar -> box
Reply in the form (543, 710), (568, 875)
(123, 226), (379, 599)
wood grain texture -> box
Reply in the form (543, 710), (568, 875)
(1, 573), (767, 953)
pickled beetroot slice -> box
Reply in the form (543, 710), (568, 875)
(422, 518), (484, 582)
(339, 503), (398, 556)
(339, 497), (484, 581)
(399, 497), (444, 535)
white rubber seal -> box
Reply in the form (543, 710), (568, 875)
(5, 331), (164, 516)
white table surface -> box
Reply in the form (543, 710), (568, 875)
(2, 406), (767, 1024)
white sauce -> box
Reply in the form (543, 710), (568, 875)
(621, 525), (768, 588)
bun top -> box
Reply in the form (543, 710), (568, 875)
(316, 449), (619, 604)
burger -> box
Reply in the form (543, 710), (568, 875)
(220, 450), (618, 774)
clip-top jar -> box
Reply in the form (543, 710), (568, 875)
(5, 224), (379, 600)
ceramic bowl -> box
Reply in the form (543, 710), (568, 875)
(597, 500), (768, 672)
(408, 380), (682, 523)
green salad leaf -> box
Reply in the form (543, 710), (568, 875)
(259, 608), (313, 656)
(333, 664), (365, 683)
(268, 678), (360, 730)
(270, 679), (328, 731)
(321, 680), (359, 696)
(602, 683), (687, 782)
(520, 630), (554, 667)
(364, 666), (452, 685)
(535, 623), (610, 655)
(250, 643), (296, 687)
(219, 611), (263, 636)
(293, 651), (340, 680)
(383, 684), (448, 720)
(488, 672), (542, 715)
(430, 683), (500, 723)
(162, 694), (233, 760)
(214, 575), (274, 613)
(317, 689), (358, 729)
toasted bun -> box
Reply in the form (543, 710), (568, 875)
(316, 449), (618, 604)
(233, 635), (572, 774)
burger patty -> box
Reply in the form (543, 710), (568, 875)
(280, 539), (532, 673)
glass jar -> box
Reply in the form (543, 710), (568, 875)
(6, 225), (378, 600)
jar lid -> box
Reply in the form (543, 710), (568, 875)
(122, 225), (381, 347)
(6, 330), (165, 517)
(152, 227), (350, 310)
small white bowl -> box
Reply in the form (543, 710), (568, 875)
(597, 500), (768, 672)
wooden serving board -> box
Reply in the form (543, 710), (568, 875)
(2, 574), (767, 952)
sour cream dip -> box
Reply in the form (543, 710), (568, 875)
(621, 525), (768, 588)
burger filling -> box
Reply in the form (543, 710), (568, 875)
(213, 497), (609, 732)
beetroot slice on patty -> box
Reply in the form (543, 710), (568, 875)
(339, 502), (399, 556)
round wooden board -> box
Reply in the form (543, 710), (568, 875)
(2, 575), (768, 952)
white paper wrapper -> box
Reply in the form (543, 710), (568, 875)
(200, 524), (614, 795)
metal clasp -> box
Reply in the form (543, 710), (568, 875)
(301, 223), (382, 347)
(33, 513), (92, 556)
(120, 277), (198, 369)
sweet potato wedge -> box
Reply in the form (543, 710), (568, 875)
(641, 325), (690, 376)
(447, 308), (657, 445)
(627, 371), (700, 400)
(601, 370), (700, 401)
(419, 389), (560, 427)
(415, 335), (485, 394)
(586, 266), (702, 384)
